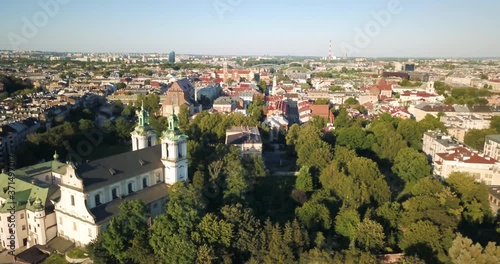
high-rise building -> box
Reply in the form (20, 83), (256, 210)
(169, 51), (175, 64)
(404, 63), (415, 72)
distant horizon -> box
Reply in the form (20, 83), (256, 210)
(1, 1), (499, 58)
(2, 49), (500, 61)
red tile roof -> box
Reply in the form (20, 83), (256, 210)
(310, 104), (334, 123)
(401, 92), (435, 97)
(377, 79), (393, 91)
(265, 96), (284, 102)
(437, 147), (497, 164)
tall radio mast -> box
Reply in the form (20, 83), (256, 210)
(328, 40), (332, 60)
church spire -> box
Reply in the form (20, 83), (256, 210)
(137, 101), (150, 128)
(131, 100), (157, 151)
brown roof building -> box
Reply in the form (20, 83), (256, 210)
(161, 79), (200, 116)
(310, 104), (335, 123)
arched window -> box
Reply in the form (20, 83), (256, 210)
(95, 194), (101, 206)
(112, 188), (118, 200)
(179, 166), (185, 180)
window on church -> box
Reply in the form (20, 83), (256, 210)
(95, 194), (101, 206)
(136, 138), (139, 149)
(112, 188), (118, 200)
(156, 173), (161, 183)
(20, 213), (24, 219)
(73, 222), (77, 231)
(88, 228), (92, 237)
(71, 195), (75, 206)
(148, 137), (152, 147)
(59, 217), (63, 225)
(179, 167), (184, 180)
(142, 178), (148, 188)
(45, 175), (49, 181)
(128, 183), (134, 194)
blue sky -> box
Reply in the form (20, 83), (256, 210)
(0, 0), (499, 57)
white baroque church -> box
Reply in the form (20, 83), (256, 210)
(0, 105), (188, 249)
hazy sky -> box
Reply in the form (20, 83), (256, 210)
(0, 0), (499, 57)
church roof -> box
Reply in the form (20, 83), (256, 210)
(0, 173), (58, 213)
(225, 126), (262, 145)
(76, 145), (164, 192)
(90, 183), (169, 224)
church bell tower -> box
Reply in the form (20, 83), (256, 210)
(131, 101), (157, 151)
(161, 110), (188, 185)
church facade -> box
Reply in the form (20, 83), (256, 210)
(0, 106), (188, 249)
(161, 79), (201, 116)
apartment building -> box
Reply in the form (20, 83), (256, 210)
(484, 135), (500, 161)
(433, 147), (499, 185)
(441, 115), (491, 142)
(423, 130), (500, 186)
(213, 97), (235, 113)
(0, 119), (41, 170)
(422, 131), (459, 162)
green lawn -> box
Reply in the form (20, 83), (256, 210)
(66, 247), (87, 258)
(43, 254), (69, 264)
(86, 144), (131, 161)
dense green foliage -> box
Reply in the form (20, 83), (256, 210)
(464, 128), (497, 150)
(85, 104), (499, 263)
(15, 103), (133, 167)
(444, 88), (491, 105)
(0, 75), (37, 96)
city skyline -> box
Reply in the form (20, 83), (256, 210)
(1, 0), (499, 58)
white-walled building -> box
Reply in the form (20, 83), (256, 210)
(0, 109), (189, 249)
(433, 147), (500, 186)
(225, 126), (262, 157)
(423, 130), (500, 186)
(484, 135), (500, 161)
(422, 131), (459, 162)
